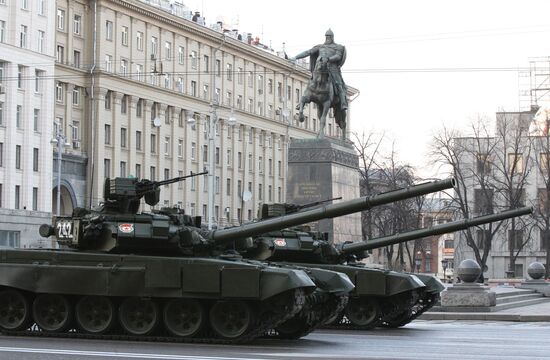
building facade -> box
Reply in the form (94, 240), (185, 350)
(0, 0), (56, 248)
(48, 0), (356, 244)
(453, 110), (548, 280)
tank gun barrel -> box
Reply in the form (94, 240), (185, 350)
(293, 197), (343, 212)
(340, 206), (533, 255)
(210, 178), (456, 244)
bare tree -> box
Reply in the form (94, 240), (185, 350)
(491, 112), (534, 277)
(430, 118), (509, 280)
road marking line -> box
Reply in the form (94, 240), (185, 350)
(0, 346), (266, 360)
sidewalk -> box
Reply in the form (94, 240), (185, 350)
(420, 286), (550, 322)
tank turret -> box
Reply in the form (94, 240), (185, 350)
(41, 177), (455, 255)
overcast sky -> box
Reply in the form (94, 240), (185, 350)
(184, 0), (550, 176)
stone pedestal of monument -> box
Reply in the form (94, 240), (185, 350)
(519, 262), (550, 296)
(286, 138), (361, 244)
(439, 259), (497, 311)
(441, 283), (497, 309)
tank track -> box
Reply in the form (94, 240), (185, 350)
(380, 292), (440, 328)
(323, 290), (422, 330)
(272, 292), (349, 339)
(0, 288), (305, 344)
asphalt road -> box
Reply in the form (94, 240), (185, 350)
(0, 321), (548, 360)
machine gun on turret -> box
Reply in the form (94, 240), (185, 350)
(102, 171), (208, 214)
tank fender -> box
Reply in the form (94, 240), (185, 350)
(385, 272), (425, 296)
(306, 268), (355, 295)
(414, 273), (445, 293)
(259, 267), (315, 300)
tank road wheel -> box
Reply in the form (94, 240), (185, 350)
(209, 300), (253, 340)
(345, 297), (380, 329)
(0, 289), (32, 331)
(75, 296), (115, 334)
(32, 294), (73, 332)
(119, 298), (159, 336)
(163, 298), (205, 337)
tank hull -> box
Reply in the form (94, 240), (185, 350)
(0, 248), (316, 343)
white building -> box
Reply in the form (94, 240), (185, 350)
(50, 0), (357, 238)
(0, 0), (56, 248)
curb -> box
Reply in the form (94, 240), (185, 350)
(419, 312), (550, 322)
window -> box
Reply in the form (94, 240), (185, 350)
(258, 156), (263, 173)
(135, 164), (141, 179)
(33, 148), (39, 171)
(203, 55), (209, 72)
(121, 95), (127, 114)
(474, 153), (491, 174)
(0, 230), (20, 248)
(33, 109), (39, 131)
(191, 50), (197, 69)
(73, 15), (82, 35)
(56, 45), (64, 63)
(203, 145), (208, 163)
(0, 21), (5, 43)
(150, 134), (156, 153)
(226, 63), (232, 80)
(474, 188), (493, 214)
(237, 180), (242, 197)
(178, 46), (185, 64)
(444, 239), (454, 249)
(164, 168), (170, 182)
(120, 161), (126, 177)
(38, 0), (45, 15)
(15, 145), (21, 169)
(73, 50), (81, 68)
(21, 0), (28, 10)
(136, 99), (142, 117)
(32, 187), (38, 211)
(20, 25), (27, 48)
(278, 187), (282, 202)
(120, 59), (128, 76)
(72, 120), (79, 142)
(177, 77), (184, 93)
(105, 21), (113, 41)
(37, 30), (45, 53)
(57, 8), (65, 30)
(104, 124), (111, 145)
(258, 184), (263, 201)
(238, 67), (243, 84)
(165, 41), (171, 60)
(104, 159), (111, 178)
(136, 131), (142, 150)
(121, 26), (128, 46)
(215, 147), (220, 165)
(120, 128), (127, 148)
(237, 95), (242, 109)
(227, 149), (232, 166)
(508, 230), (523, 251)
(215, 176), (220, 194)
(136, 31), (143, 51)
(150, 166), (156, 181)
(476, 229), (490, 249)
(178, 139), (183, 157)
(203, 84), (209, 100)
(191, 142), (196, 160)
(268, 185), (272, 202)
(72, 86), (80, 106)
(0, 143), (2, 167)
(164, 137), (170, 155)
(268, 159), (272, 175)
(508, 153), (523, 174)
(150, 36), (157, 57)
(16, 105), (21, 128)
(191, 81), (197, 97)
(136, 64), (143, 82)
(104, 91), (111, 109)
(278, 160), (282, 176)
(14, 185), (20, 209)
(216, 59), (221, 76)
(268, 79), (273, 94)
(105, 54), (113, 72)
(226, 178), (231, 196)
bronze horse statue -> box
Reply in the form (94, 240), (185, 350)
(296, 57), (347, 140)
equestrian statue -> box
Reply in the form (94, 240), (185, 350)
(290, 29), (348, 140)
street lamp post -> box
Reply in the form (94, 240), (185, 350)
(441, 258), (449, 283)
(415, 250), (422, 273)
(50, 129), (70, 216)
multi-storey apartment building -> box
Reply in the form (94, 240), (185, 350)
(53, 0), (356, 238)
(0, 0), (56, 247)
(453, 110), (548, 279)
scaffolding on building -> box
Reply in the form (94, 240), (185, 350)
(518, 56), (550, 112)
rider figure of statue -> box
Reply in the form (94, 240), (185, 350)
(291, 29), (348, 111)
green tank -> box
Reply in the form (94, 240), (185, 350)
(0, 173), (320, 343)
(243, 195), (532, 330)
